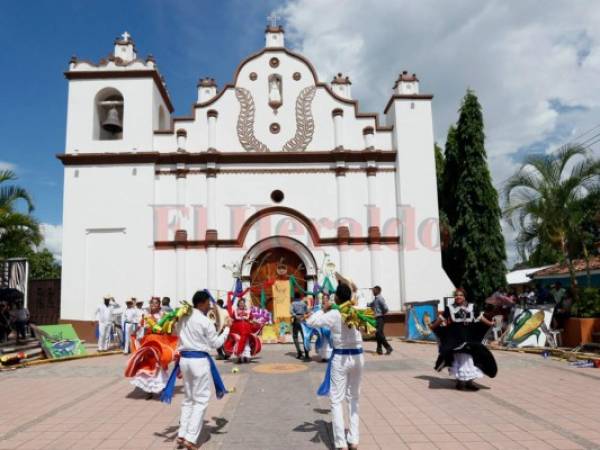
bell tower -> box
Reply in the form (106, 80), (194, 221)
(64, 32), (173, 154)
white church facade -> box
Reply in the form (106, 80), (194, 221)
(58, 25), (454, 335)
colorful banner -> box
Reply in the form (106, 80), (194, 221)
(503, 305), (555, 348)
(405, 301), (438, 341)
(272, 280), (291, 322)
(34, 324), (87, 359)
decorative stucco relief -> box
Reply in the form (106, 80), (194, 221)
(283, 86), (316, 152)
(235, 85), (316, 152)
(235, 87), (270, 152)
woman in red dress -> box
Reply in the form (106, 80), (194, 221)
(224, 298), (262, 364)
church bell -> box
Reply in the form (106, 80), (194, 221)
(102, 106), (123, 133)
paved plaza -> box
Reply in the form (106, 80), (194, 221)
(1, 340), (600, 449)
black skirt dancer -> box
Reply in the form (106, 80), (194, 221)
(433, 303), (497, 379)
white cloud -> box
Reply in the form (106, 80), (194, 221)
(0, 161), (16, 171)
(278, 0), (600, 265)
(40, 223), (63, 262)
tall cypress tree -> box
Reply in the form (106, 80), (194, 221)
(434, 143), (451, 255)
(446, 90), (506, 302)
(442, 126), (459, 224)
(441, 125), (459, 282)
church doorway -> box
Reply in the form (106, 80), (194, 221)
(249, 247), (307, 313)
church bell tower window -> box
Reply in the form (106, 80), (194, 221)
(94, 88), (124, 140)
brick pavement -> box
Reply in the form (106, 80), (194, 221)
(1, 340), (600, 449)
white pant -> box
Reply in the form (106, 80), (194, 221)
(330, 353), (363, 448)
(178, 358), (212, 444)
(123, 323), (137, 354)
(319, 341), (332, 360)
(97, 322), (112, 351)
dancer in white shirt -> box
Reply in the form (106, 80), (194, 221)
(170, 290), (231, 450)
(122, 299), (138, 354)
(95, 297), (113, 352)
(306, 284), (363, 450)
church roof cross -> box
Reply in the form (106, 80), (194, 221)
(267, 12), (280, 29)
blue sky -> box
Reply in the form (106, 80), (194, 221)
(2, 1), (599, 264)
(0, 0), (279, 226)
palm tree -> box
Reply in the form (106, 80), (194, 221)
(0, 170), (41, 257)
(503, 145), (600, 298)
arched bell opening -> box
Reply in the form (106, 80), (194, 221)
(94, 87), (124, 140)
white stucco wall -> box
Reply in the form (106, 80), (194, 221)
(61, 164), (156, 320)
(387, 98), (455, 304)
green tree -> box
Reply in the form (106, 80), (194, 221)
(27, 248), (61, 280)
(441, 126), (459, 276)
(441, 125), (459, 225)
(434, 142), (445, 193)
(503, 145), (600, 298)
(0, 170), (41, 258)
(434, 143), (450, 249)
(445, 90), (507, 301)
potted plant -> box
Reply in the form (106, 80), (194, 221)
(564, 288), (600, 347)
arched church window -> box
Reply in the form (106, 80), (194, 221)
(94, 88), (124, 140)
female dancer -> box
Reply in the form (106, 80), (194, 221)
(126, 297), (176, 399)
(225, 297), (262, 364)
(431, 288), (497, 391)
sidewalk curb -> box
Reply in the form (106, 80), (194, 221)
(1, 349), (123, 370)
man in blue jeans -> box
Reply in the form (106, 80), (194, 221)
(368, 286), (393, 355)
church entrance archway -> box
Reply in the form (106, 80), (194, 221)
(242, 237), (317, 313)
(249, 248), (307, 312)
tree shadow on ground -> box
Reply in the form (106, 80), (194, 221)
(414, 375), (490, 390)
(153, 417), (229, 445)
(292, 420), (334, 449)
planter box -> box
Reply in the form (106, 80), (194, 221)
(563, 317), (600, 347)
(383, 312), (405, 337)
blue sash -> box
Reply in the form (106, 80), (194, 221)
(160, 350), (227, 404)
(317, 348), (363, 396)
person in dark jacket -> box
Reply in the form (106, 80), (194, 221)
(368, 286), (393, 355)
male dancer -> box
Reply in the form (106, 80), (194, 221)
(174, 290), (231, 450)
(95, 296), (113, 352)
(306, 284), (363, 450)
(122, 299), (138, 354)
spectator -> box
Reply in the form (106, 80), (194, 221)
(12, 301), (30, 342)
(550, 282), (566, 305)
(536, 284), (552, 304)
(290, 293), (310, 361)
(0, 302), (11, 342)
(553, 288), (573, 330)
(368, 286), (393, 355)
